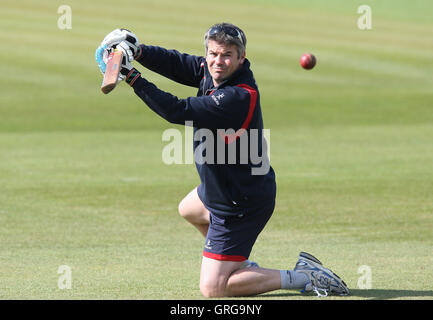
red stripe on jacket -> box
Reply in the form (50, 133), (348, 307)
(219, 84), (258, 144)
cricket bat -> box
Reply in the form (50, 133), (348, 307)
(101, 49), (123, 94)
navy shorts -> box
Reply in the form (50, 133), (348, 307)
(203, 201), (275, 262)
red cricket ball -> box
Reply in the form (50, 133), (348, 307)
(300, 53), (316, 70)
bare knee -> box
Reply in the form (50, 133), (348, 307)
(199, 257), (244, 298)
(178, 199), (202, 221)
(200, 279), (226, 298)
(178, 198), (189, 218)
(178, 190), (209, 222)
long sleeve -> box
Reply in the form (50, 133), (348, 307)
(130, 76), (256, 131)
(135, 45), (205, 88)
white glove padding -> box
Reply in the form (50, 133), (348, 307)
(117, 41), (136, 63)
(95, 29), (139, 75)
(101, 28), (140, 59)
(118, 48), (134, 81)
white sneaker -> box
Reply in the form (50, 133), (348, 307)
(294, 252), (350, 297)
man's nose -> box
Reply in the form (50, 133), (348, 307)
(215, 54), (224, 64)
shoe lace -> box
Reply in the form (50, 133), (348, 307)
(312, 286), (329, 297)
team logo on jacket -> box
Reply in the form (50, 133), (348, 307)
(211, 93), (225, 106)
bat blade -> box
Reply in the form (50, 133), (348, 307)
(101, 49), (123, 94)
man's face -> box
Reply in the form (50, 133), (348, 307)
(206, 39), (245, 86)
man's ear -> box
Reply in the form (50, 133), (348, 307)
(239, 51), (246, 64)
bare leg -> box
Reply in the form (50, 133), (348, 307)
(181, 189), (281, 297)
(178, 187), (209, 237)
(225, 267), (282, 297)
(199, 256), (281, 297)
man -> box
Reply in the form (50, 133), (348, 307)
(95, 23), (349, 297)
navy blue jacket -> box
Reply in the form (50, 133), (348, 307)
(131, 45), (276, 216)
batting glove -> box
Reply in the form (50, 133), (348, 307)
(117, 44), (141, 86)
(95, 28), (141, 75)
(102, 28), (140, 59)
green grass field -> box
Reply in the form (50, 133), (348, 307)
(1, 0), (432, 300)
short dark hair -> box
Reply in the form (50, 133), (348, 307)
(204, 22), (247, 58)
